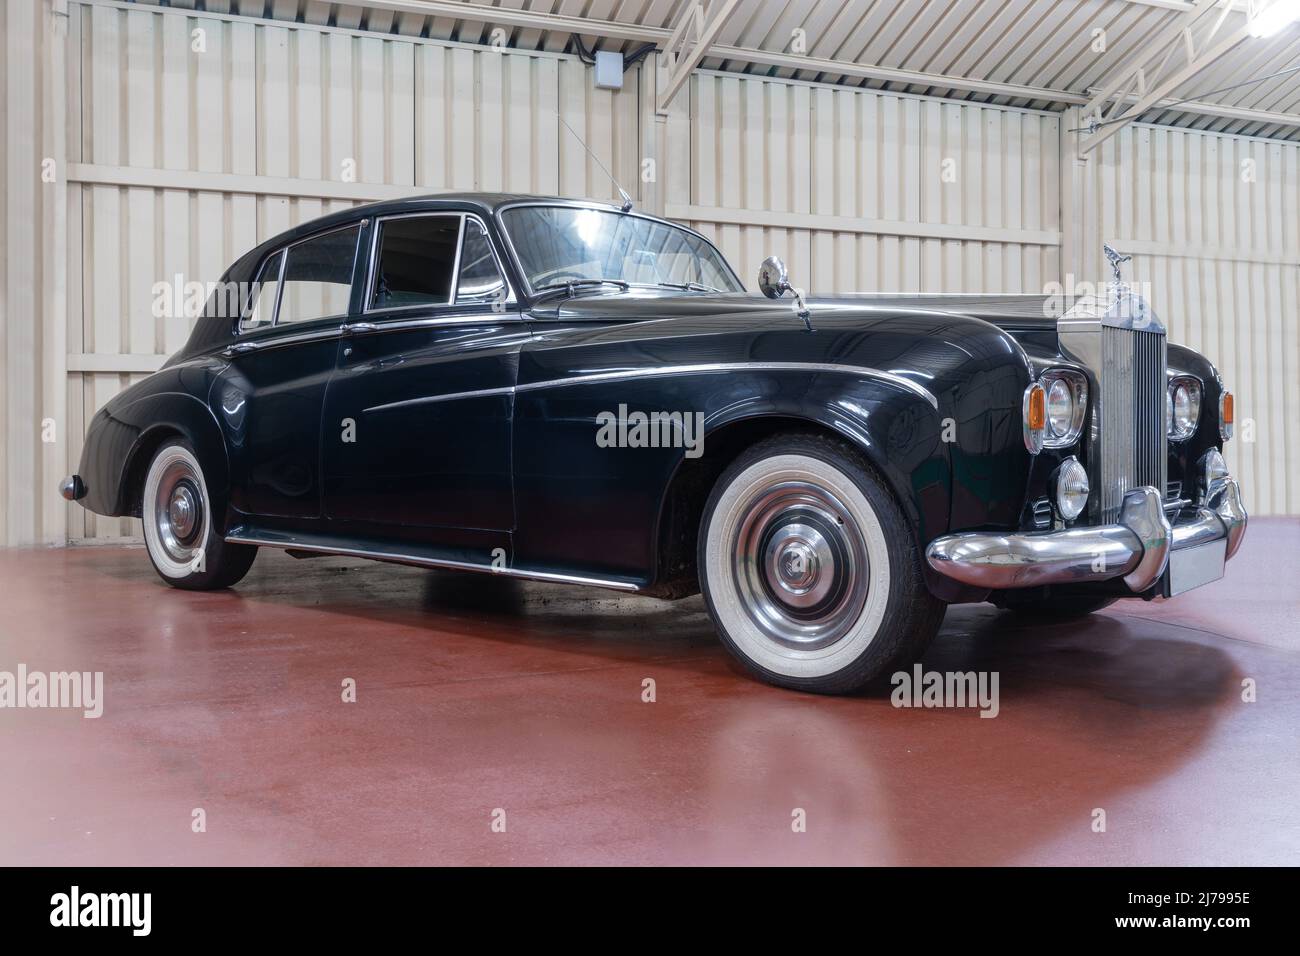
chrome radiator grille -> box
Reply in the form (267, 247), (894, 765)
(1098, 326), (1167, 522)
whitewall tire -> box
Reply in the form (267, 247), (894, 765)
(698, 433), (945, 694)
(141, 440), (256, 590)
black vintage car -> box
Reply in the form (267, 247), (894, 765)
(63, 194), (1246, 694)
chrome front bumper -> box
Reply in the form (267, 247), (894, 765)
(926, 478), (1246, 593)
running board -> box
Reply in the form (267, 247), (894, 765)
(224, 526), (641, 592)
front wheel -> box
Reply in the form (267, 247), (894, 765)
(141, 440), (257, 590)
(697, 434), (945, 695)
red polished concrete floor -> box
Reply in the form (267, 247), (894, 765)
(1, 519), (1297, 866)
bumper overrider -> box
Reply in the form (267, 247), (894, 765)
(926, 477), (1246, 594)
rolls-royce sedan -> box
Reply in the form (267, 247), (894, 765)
(62, 193), (1246, 694)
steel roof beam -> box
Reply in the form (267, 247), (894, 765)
(100, 0), (1300, 131)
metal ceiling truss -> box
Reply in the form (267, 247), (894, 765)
(1080, 0), (1254, 152)
(657, 0), (742, 113)
(113, 0), (1300, 134)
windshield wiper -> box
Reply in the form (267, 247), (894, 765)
(656, 281), (722, 293)
(534, 278), (630, 301)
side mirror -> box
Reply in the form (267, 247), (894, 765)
(757, 254), (811, 330)
(758, 256), (791, 299)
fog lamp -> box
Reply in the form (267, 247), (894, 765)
(1053, 457), (1090, 522)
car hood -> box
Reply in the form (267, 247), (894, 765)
(544, 290), (1060, 331)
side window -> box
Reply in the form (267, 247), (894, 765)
(241, 250), (283, 331)
(277, 224), (361, 325)
(456, 218), (507, 305)
(369, 215), (459, 310)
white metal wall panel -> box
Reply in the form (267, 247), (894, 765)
(1091, 123), (1300, 516)
(61, 0), (638, 540)
(671, 71), (1062, 298)
(8, 1), (1297, 549)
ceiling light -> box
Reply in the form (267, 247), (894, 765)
(1247, 0), (1300, 38)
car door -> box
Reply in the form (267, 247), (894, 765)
(321, 212), (525, 541)
(218, 221), (366, 522)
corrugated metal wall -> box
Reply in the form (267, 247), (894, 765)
(2, 0), (1295, 548)
(667, 71), (1063, 297)
(61, 0), (638, 541)
(1088, 124), (1300, 516)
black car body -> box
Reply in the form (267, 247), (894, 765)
(64, 194), (1247, 693)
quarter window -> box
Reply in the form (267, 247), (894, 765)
(277, 224), (362, 324)
(369, 215), (460, 310)
(241, 250), (283, 331)
(456, 218), (507, 305)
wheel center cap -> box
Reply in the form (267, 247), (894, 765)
(778, 541), (818, 590)
(168, 487), (197, 539)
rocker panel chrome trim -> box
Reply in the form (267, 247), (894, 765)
(223, 531), (641, 592)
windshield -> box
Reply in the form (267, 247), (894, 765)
(500, 205), (743, 295)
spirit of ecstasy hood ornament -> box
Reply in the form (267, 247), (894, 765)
(1103, 243), (1132, 288)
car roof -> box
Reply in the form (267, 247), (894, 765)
(227, 192), (638, 279)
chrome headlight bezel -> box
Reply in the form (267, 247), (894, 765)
(1037, 369), (1087, 448)
(1167, 374), (1202, 441)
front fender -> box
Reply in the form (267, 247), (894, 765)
(697, 371), (950, 546)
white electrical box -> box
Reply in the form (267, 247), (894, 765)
(594, 51), (624, 90)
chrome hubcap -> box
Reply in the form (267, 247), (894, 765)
(732, 480), (870, 651)
(153, 461), (205, 563)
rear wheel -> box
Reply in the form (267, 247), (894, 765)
(697, 434), (945, 695)
(141, 440), (256, 590)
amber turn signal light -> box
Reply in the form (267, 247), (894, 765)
(1028, 384), (1046, 429)
(1221, 390), (1234, 441)
(1023, 382), (1047, 453)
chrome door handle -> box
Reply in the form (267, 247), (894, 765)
(342, 321), (378, 335)
(222, 342), (260, 357)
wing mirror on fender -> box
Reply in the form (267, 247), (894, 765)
(758, 256), (812, 332)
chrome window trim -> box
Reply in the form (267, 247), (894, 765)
(454, 213), (515, 307)
(346, 313), (526, 337)
(222, 322), (350, 357)
(494, 199), (745, 299)
(362, 211), (516, 317)
(237, 221), (364, 334)
(238, 248), (288, 333)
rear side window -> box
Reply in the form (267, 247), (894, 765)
(369, 215), (460, 310)
(241, 250), (283, 331)
(277, 224), (361, 324)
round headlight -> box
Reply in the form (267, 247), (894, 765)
(1167, 376), (1201, 440)
(1036, 370), (1087, 447)
(1046, 378), (1073, 437)
(1054, 457), (1090, 522)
